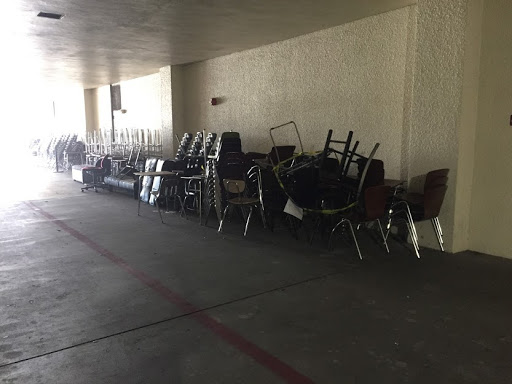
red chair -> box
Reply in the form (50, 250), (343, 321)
(387, 169), (449, 257)
(328, 185), (391, 260)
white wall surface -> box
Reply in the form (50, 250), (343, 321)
(182, 7), (413, 179)
(469, 0), (512, 258)
(94, 73), (161, 132)
(84, 89), (99, 134)
(117, 73), (161, 131)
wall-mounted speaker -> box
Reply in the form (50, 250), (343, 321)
(110, 84), (122, 111)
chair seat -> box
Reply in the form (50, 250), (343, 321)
(228, 196), (260, 205)
(82, 166), (102, 171)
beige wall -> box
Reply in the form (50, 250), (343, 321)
(97, 85), (111, 131)
(469, 0), (512, 258)
(182, 7), (413, 179)
(452, 0), (483, 252)
(84, 89), (99, 133)
(116, 73), (161, 131)
(92, 73), (161, 133)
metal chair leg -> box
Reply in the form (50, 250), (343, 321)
(155, 198), (164, 224)
(431, 218), (444, 251)
(180, 196), (192, 219)
(434, 217), (443, 236)
(329, 219), (347, 251)
(376, 219), (389, 253)
(406, 221), (421, 258)
(345, 220), (362, 260)
(218, 204), (230, 233)
(433, 217), (444, 244)
(328, 218), (362, 260)
(259, 205), (267, 229)
(244, 206), (253, 236)
(309, 216), (321, 245)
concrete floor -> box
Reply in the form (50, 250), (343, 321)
(1, 168), (511, 383)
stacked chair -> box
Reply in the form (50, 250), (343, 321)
(186, 132), (204, 157)
(201, 133), (217, 158)
(386, 169), (449, 258)
(325, 157), (388, 259)
(204, 132), (244, 224)
(306, 130), (381, 248)
(175, 133), (193, 160)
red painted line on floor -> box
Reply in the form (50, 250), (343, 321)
(24, 201), (314, 384)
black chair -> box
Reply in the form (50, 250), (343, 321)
(81, 155), (111, 192)
(268, 146), (296, 166)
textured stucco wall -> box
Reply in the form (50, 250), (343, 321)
(399, 6), (417, 181)
(182, 7), (413, 179)
(171, 65), (186, 155)
(407, 0), (469, 252)
(469, 0), (512, 258)
(160, 65), (185, 158)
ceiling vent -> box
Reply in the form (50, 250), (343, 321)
(37, 12), (64, 20)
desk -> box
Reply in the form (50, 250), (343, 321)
(181, 174), (207, 225)
(134, 171), (177, 216)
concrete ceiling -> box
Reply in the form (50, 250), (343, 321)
(2, 0), (415, 89)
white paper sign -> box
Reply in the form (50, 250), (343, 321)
(284, 198), (304, 221)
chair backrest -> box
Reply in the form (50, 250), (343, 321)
(268, 145), (296, 166)
(426, 176), (448, 189)
(355, 143), (380, 200)
(247, 165), (264, 205)
(424, 168), (450, 190)
(423, 184), (448, 219)
(319, 157), (340, 180)
(99, 155), (111, 174)
(363, 185), (391, 220)
(217, 138), (242, 157)
(223, 179), (246, 194)
(220, 132), (240, 140)
(357, 158), (385, 190)
(217, 152), (249, 181)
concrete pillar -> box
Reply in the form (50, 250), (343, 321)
(408, 0), (483, 252)
(160, 66), (174, 158)
(83, 89), (99, 134)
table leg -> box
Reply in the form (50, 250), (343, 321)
(137, 175), (142, 216)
